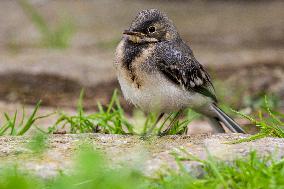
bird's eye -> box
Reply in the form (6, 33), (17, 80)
(148, 26), (156, 33)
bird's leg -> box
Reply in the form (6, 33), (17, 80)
(144, 113), (164, 136)
(159, 110), (183, 136)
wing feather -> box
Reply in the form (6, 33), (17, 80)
(157, 44), (217, 102)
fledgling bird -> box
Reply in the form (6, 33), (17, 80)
(114, 9), (245, 134)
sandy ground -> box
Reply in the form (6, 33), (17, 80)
(0, 133), (283, 178)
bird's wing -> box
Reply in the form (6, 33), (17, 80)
(157, 45), (217, 102)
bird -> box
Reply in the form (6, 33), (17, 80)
(114, 9), (245, 135)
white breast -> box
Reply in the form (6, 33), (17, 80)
(118, 72), (206, 113)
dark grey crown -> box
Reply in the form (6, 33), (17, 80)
(128, 9), (179, 40)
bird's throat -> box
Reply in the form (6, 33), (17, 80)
(122, 40), (150, 71)
(120, 40), (156, 88)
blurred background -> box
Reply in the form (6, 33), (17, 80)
(0, 0), (283, 130)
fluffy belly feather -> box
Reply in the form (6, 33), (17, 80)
(117, 72), (207, 113)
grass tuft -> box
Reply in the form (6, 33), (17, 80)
(229, 96), (284, 143)
(162, 149), (284, 189)
(49, 90), (135, 134)
(0, 101), (49, 136)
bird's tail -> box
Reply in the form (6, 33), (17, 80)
(211, 104), (245, 133)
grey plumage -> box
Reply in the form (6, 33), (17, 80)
(115, 9), (245, 134)
(156, 40), (217, 102)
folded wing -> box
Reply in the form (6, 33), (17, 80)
(157, 44), (217, 102)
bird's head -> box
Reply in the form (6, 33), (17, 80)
(123, 9), (179, 44)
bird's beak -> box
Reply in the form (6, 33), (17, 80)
(123, 30), (158, 43)
(123, 30), (144, 37)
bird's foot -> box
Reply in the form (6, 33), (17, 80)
(158, 130), (170, 137)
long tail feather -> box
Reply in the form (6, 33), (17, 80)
(211, 104), (246, 133)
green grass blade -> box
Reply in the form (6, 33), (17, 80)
(10, 110), (18, 135)
(17, 101), (41, 135)
(0, 123), (10, 136)
(106, 90), (117, 114)
(18, 0), (50, 36)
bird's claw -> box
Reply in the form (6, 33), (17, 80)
(158, 130), (169, 137)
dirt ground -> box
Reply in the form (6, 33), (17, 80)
(0, 133), (283, 178)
